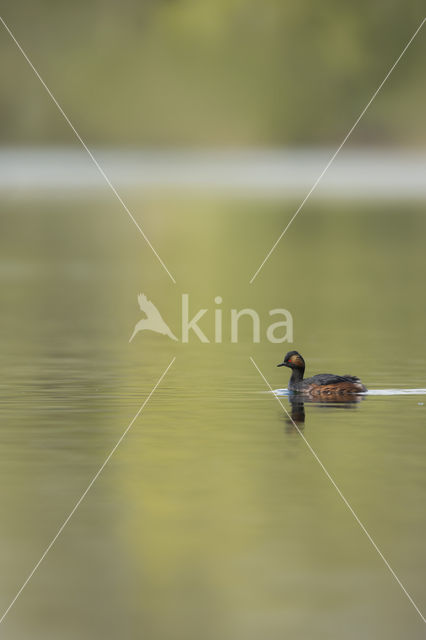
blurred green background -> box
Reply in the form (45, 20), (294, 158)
(1, 1), (425, 146)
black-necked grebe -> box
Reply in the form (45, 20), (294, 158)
(277, 350), (367, 396)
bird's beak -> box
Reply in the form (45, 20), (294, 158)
(277, 362), (288, 367)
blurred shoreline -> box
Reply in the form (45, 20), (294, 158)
(1, 147), (425, 199)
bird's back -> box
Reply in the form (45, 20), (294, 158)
(300, 373), (367, 396)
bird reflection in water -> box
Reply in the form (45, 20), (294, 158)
(284, 391), (365, 433)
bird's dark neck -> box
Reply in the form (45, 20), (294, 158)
(289, 367), (305, 389)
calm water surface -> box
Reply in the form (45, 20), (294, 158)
(0, 193), (425, 639)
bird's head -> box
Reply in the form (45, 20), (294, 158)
(277, 350), (305, 371)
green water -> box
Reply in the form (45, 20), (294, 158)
(0, 194), (425, 638)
